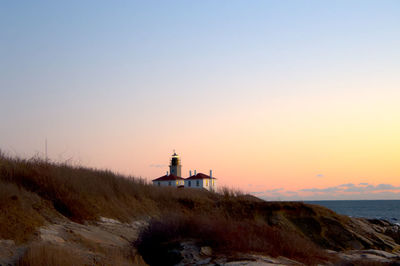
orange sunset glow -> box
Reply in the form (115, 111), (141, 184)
(1, 1), (399, 200)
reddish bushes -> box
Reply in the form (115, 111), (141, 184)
(135, 213), (333, 265)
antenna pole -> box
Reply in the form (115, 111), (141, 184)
(45, 138), (48, 162)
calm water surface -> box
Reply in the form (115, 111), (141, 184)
(306, 200), (400, 224)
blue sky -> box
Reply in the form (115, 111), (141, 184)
(1, 1), (400, 200)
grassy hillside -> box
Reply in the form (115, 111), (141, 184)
(0, 152), (398, 265)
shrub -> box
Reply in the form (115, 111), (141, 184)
(135, 212), (333, 265)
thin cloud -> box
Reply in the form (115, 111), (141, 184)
(300, 186), (341, 193)
(265, 188), (284, 193)
(316, 174), (324, 178)
(302, 183), (400, 193)
(149, 164), (167, 168)
(376, 184), (399, 190)
(251, 188), (283, 195)
(251, 183), (400, 201)
(338, 183), (355, 188)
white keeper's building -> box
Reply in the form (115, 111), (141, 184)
(152, 152), (217, 191)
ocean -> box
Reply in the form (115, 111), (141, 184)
(306, 200), (400, 225)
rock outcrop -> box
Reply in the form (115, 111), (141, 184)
(1, 212), (400, 265)
(254, 202), (400, 252)
(0, 217), (148, 265)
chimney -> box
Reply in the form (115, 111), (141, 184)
(166, 171), (169, 175)
(210, 170), (212, 178)
(194, 170), (197, 175)
(189, 170), (192, 176)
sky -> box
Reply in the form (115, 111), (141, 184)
(1, 1), (399, 200)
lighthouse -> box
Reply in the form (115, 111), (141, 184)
(152, 151), (217, 190)
(169, 151), (182, 177)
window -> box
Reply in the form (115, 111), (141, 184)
(158, 182), (160, 186)
(188, 181), (191, 187)
(212, 180), (214, 186)
(168, 182), (171, 186)
(196, 180), (199, 186)
(176, 181), (179, 185)
(206, 180), (208, 186)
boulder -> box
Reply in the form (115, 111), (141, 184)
(200, 246), (212, 256)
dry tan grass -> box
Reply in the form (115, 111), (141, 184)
(17, 243), (88, 266)
(338, 260), (393, 266)
(0, 181), (47, 243)
(135, 212), (334, 265)
(0, 153), (158, 223)
(0, 152), (250, 225)
(0, 152), (373, 265)
(17, 242), (147, 266)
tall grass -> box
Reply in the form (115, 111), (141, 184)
(0, 152), (257, 225)
(17, 243), (87, 266)
(135, 212), (333, 265)
(0, 153), (155, 223)
(0, 152), (371, 264)
(16, 243), (148, 266)
(0, 180), (47, 243)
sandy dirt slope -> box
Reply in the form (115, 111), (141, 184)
(1, 217), (400, 265)
(0, 217), (148, 265)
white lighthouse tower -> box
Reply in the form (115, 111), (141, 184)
(169, 151), (182, 177)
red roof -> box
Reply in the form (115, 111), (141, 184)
(152, 174), (184, 181)
(185, 173), (216, 180)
